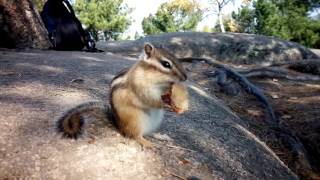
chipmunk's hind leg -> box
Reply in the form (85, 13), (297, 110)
(115, 105), (153, 148)
(135, 136), (153, 148)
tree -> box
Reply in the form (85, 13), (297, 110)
(207, 0), (235, 32)
(230, 0), (320, 48)
(231, 5), (255, 33)
(141, 15), (162, 35)
(142, 0), (202, 35)
(74, 0), (132, 40)
(0, 0), (51, 49)
(255, 0), (320, 47)
(224, 17), (240, 32)
(202, 25), (212, 32)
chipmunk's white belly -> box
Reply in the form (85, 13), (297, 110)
(140, 109), (164, 135)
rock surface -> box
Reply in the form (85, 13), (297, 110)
(98, 32), (317, 64)
(0, 49), (297, 179)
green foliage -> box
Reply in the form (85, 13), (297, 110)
(74, 0), (132, 40)
(202, 25), (212, 32)
(231, 6), (255, 33)
(254, 0), (280, 35)
(141, 15), (162, 35)
(142, 0), (202, 35)
(33, 0), (46, 11)
(230, 0), (320, 48)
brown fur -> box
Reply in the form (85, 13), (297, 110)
(57, 43), (188, 147)
(56, 101), (107, 138)
(110, 43), (188, 147)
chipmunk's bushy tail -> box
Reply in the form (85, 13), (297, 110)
(56, 101), (108, 139)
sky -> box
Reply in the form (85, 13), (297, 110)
(123, 0), (243, 38)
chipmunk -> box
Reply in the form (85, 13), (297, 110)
(56, 43), (188, 147)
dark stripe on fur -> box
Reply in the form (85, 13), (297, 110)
(111, 68), (129, 84)
(139, 60), (173, 76)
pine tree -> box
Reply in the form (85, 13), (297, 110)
(74, 0), (132, 40)
(231, 0), (320, 48)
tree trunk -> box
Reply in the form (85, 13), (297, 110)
(218, 10), (225, 33)
(0, 0), (51, 49)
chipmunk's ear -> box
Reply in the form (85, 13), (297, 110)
(144, 43), (155, 58)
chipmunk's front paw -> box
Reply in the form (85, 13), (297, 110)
(172, 106), (184, 115)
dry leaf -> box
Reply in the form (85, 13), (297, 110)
(179, 158), (190, 165)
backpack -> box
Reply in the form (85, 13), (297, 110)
(40, 0), (96, 51)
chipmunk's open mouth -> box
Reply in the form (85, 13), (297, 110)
(161, 85), (172, 106)
(161, 91), (181, 114)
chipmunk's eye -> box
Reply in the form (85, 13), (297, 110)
(160, 60), (172, 69)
